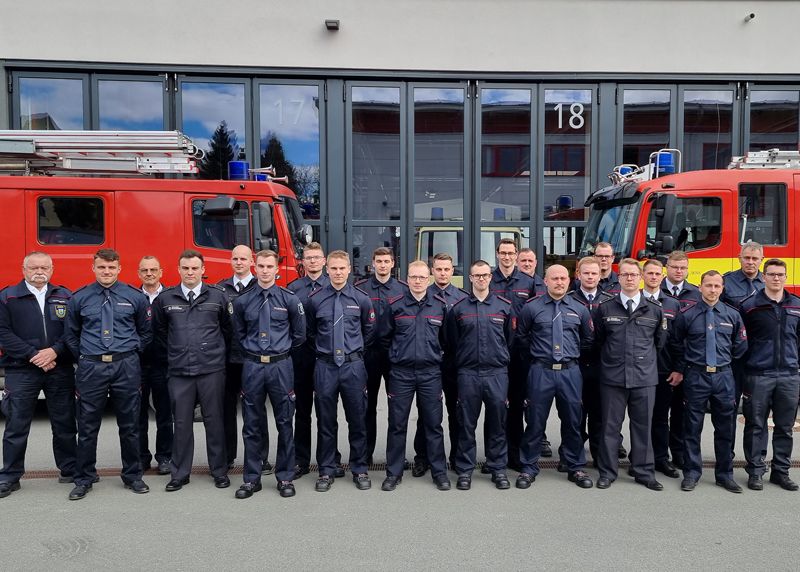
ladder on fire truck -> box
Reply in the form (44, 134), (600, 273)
(728, 148), (800, 169)
(0, 130), (203, 175)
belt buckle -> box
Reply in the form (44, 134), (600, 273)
(706, 366), (716, 373)
(552, 363), (562, 371)
(101, 354), (113, 363)
(260, 355), (271, 364)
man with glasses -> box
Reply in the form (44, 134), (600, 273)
(740, 259), (800, 491)
(577, 242), (620, 295)
(594, 259), (668, 491)
(662, 251), (701, 310)
(447, 260), (514, 491)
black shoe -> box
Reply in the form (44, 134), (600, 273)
(157, 460), (171, 475)
(353, 473), (371, 490)
(235, 481), (262, 499)
(165, 477), (190, 492)
(293, 465), (311, 480)
(433, 474), (451, 491)
(58, 475), (74, 484)
(315, 475), (333, 492)
(634, 477), (663, 491)
(596, 477), (612, 489)
(124, 480), (150, 494)
(515, 473), (534, 489)
(748, 475), (763, 491)
(769, 472), (799, 491)
(540, 441), (553, 458)
(716, 479), (743, 494)
(492, 472), (510, 490)
(556, 462), (568, 473)
(214, 475), (231, 489)
(568, 470), (593, 489)
(261, 461), (274, 475)
(680, 478), (697, 491)
(480, 463), (491, 474)
(334, 465), (346, 479)
(456, 474), (471, 490)
(381, 475), (402, 491)
(68, 484), (91, 500)
(277, 481), (296, 498)
(412, 463), (429, 478)
(0, 481), (20, 498)
(655, 460), (680, 479)
(618, 445), (628, 459)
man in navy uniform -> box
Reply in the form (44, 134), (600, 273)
(64, 248), (152, 500)
(447, 260), (514, 491)
(355, 246), (406, 465)
(233, 250), (306, 499)
(307, 250), (376, 492)
(662, 251), (701, 309)
(516, 248), (546, 295)
(516, 264), (594, 490)
(152, 250), (232, 492)
(594, 258), (668, 491)
(379, 260), (451, 492)
(574, 242), (620, 295)
(0, 252), (76, 498)
(740, 258), (800, 491)
(669, 270), (747, 493)
(137, 255), (172, 475)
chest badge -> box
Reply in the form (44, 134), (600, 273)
(55, 306), (67, 318)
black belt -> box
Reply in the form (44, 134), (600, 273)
(317, 351), (363, 364)
(81, 350), (137, 363)
(533, 359), (577, 370)
(246, 352), (290, 364)
(687, 363), (730, 373)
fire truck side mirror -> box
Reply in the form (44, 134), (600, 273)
(202, 196), (236, 215)
(259, 203), (274, 237)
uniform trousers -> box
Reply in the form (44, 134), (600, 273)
(413, 364), (460, 467)
(579, 362), (602, 461)
(364, 346), (391, 462)
(652, 373), (685, 465)
(598, 383), (656, 481)
(294, 347), (341, 469)
(505, 349), (530, 467)
(138, 364), (172, 466)
(225, 361), (269, 466)
(0, 366), (76, 482)
(454, 369), (508, 476)
(169, 370), (227, 481)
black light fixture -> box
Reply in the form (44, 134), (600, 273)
(325, 19), (340, 31)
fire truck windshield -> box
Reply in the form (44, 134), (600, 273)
(579, 197), (640, 257)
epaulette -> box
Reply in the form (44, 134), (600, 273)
(739, 290), (758, 305)
(207, 283), (227, 292)
(523, 295), (539, 305)
(598, 291), (615, 301)
(496, 295), (512, 305)
(598, 296), (615, 305)
(279, 285), (294, 295)
(121, 282), (144, 294)
(432, 293), (447, 306)
(308, 287), (325, 298)
(645, 295), (663, 307)
(721, 301), (741, 313)
(354, 285), (370, 296)
(161, 284), (180, 292)
(679, 299), (699, 313)
(456, 287), (469, 297)
(721, 269), (736, 278)
(451, 296), (469, 309)
(388, 293), (405, 305)
(73, 284), (92, 294)
(354, 278), (369, 286)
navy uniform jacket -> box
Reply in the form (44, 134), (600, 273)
(218, 276), (256, 364)
(593, 295), (668, 388)
(288, 274), (330, 351)
(233, 283), (306, 356)
(151, 283), (232, 377)
(307, 283), (375, 357)
(571, 270), (620, 295)
(427, 283), (468, 310)
(722, 269), (765, 308)
(0, 281), (72, 369)
(661, 281), (702, 310)
(378, 291), (447, 370)
(569, 289), (613, 364)
(669, 300), (747, 371)
(490, 267), (535, 317)
(643, 291), (681, 374)
(444, 293), (514, 371)
(517, 293), (594, 363)
(740, 289), (800, 373)
(65, 281), (152, 359)
(354, 276), (407, 350)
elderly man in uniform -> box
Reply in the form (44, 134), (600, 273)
(516, 248), (546, 295)
(307, 251), (376, 492)
(379, 260), (451, 492)
(152, 250), (232, 492)
(447, 259), (514, 491)
(0, 252), (76, 498)
(516, 264), (594, 490)
(740, 258), (800, 491)
(64, 248), (152, 500)
(594, 258), (668, 491)
(669, 270), (748, 493)
(232, 250), (306, 499)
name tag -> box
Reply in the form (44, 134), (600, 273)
(116, 302), (133, 307)
(605, 316), (624, 324)
(346, 305), (360, 310)
(491, 316), (505, 324)
(272, 306), (288, 312)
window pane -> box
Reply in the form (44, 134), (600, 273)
(351, 87), (401, 221)
(19, 77), (84, 130)
(181, 82), (246, 179)
(648, 197), (722, 253)
(38, 197), (104, 244)
(623, 89), (671, 165)
(544, 89), (592, 221)
(543, 226), (584, 277)
(480, 89), (530, 221)
(683, 90), (733, 171)
(414, 88), (464, 222)
(98, 80), (164, 131)
(259, 84), (321, 220)
(192, 199), (250, 249)
(479, 226), (527, 262)
(415, 225), (464, 286)
(352, 226), (401, 281)
(749, 90), (799, 151)
(739, 183), (787, 245)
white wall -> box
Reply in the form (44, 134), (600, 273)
(0, 1), (792, 74)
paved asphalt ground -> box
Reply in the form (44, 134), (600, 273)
(2, 397), (799, 571)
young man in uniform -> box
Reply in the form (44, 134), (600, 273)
(662, 251), (701, 309)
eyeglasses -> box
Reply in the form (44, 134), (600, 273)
(765, 272), (786, 278)
(470, 273), (491, 280)
(595, 254), (613, 259)
(619, 273), (641, 279)
(497, 251), (516, 257)
(407, 275), (428, 281)
(667, 265), (688, 271)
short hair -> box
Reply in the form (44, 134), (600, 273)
(740, 242), (764, 255)
(594, 241), (613, 252)
(576, 256), (600, 272)
(327, 250), (350, 264)
(372, 247), (394, 260)
(667, 251), (689, 264)
(255, 249), (279, 263)
(138, 255), (160, 267)
(94, 248), (120, 263)
(763, 258), (787, 272)
(303, 242), (324, 256)
(470, 259), (492, 273)
(642, 258), (663, 271)
(432, 252), (453, 264)
(496, 238), (517, 253)
(408, 260), (430, 274)
(618, 258), (642, 272)
(23, 251), (51, 266)
(518, 248), (536, 257)
(178, 249), (204, 264)
(700, 270), (723, 283)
